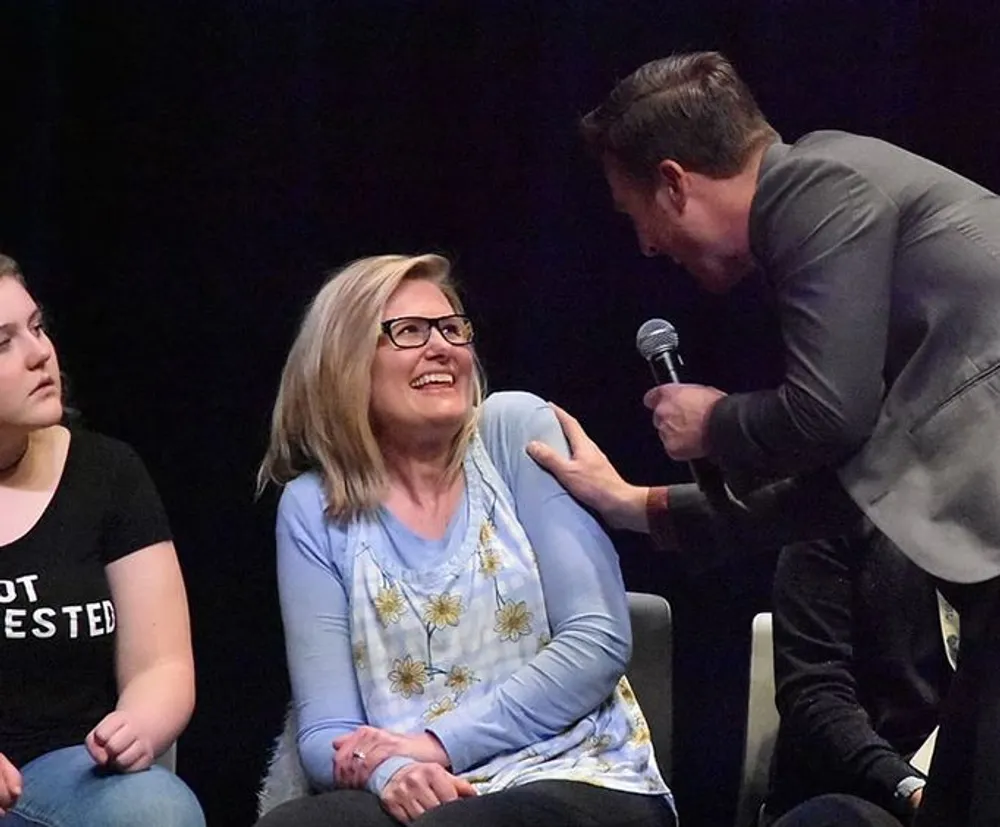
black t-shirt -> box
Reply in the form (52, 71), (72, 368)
(0, 429), (171, 767)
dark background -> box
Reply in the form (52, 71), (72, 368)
(3, 2), (999, 825)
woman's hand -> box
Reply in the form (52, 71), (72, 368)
(333, 726), (449, 788)
(0, 753), (22, 816)
(380, 762), (476, 822)
(85, 710), (156, 772)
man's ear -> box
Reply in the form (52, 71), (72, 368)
(653, 160), (687, 214)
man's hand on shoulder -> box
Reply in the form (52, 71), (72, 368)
(526, 403), (650, 533)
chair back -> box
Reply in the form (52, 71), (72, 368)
(625, 591), (673, 782)
(734, 612), (779, 827)
(156, 742), (177, 772)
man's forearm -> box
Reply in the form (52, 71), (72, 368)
(664, 472), (862, 551)
(604, 484), (653, 534)
(645, 486), (675, 550)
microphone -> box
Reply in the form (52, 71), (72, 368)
(636, 318), (729, 506)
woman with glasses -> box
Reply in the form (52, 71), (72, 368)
(255, 254), (675, 827)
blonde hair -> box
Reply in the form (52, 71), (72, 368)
(257, 253), (485, 520)
(0, 254), (25, 284)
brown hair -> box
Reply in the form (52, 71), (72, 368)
(580, 51), (779, 185)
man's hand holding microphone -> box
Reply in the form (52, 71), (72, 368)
(527, 318), (728, 530)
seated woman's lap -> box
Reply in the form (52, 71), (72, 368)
(256, 782), (675, 827)
(1, 745), (204, 827)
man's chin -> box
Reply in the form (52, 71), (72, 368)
(693, 259), (752, 294)
(693, 272), (735, 295)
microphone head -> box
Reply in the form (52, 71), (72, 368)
(636, 318), (679, 361)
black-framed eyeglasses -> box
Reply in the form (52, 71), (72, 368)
(380, 314), (475, 349)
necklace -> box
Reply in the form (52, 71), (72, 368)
(0, 439), (30, 475)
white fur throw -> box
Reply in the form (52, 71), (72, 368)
(257, 706), (312, 817)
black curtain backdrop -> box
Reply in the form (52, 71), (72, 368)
(3, 2), (999, 826)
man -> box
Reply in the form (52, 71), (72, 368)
(527, 51), (1000, 826)
(764, 532), (952, 827)
(530, 410), (951, 827)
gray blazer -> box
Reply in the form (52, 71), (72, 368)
(703, 131), (1000, 583)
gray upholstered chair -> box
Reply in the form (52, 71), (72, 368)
(734, 612), (779, 827)
(624, 591), (673, 782)
(258, 591), (674, 816)
(156, 742), (177, 772)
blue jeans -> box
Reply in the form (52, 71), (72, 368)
(0, 745), (205, 827)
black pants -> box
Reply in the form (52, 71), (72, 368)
(766, 794), (905, 827)
(254, 781), (675, 827)
(916, 576), (1000, 827)
(722, 476), (1000, 827)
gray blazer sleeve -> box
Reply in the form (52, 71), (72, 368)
(663, 471), (863, 571)
(707, 155), (899, 476)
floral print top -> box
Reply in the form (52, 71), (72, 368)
(348, 430), (670, 801)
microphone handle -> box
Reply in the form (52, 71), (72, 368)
(647, 351), (729, 507)
(648, 352), (683, 386)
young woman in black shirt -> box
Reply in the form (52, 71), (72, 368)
(0, 255), (204, 827)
